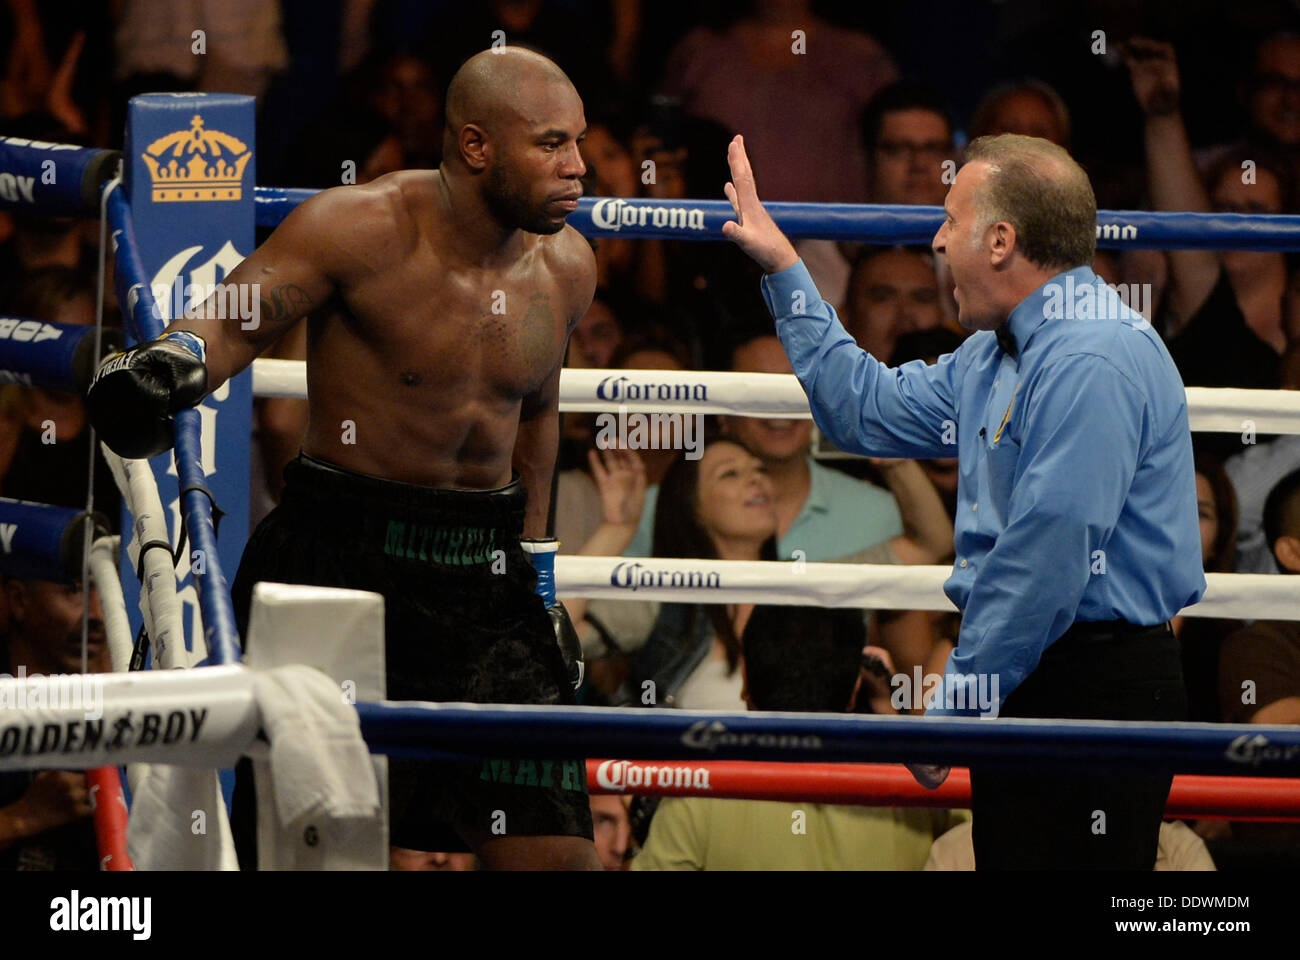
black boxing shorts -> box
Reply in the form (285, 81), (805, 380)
(229, 452), (592, 863)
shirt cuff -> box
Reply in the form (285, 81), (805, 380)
(760, 259), (821, 320)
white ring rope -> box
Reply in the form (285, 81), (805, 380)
(251, 360), (1300, 435)
(0, 665), (258, 772)
(102, 446), (188, 668)
(557, 557), (1300, 622)
(88, 531), (167, 809)
(88, 534), (133, 673)
(246, 359), (1300, 616)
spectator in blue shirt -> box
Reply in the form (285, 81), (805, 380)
(719, 131), (1204, 870)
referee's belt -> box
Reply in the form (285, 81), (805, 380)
(1064, 619), (1174, 639)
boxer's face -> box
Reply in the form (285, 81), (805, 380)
(933, 162), (999, 330)
(486, 83), (587, 234)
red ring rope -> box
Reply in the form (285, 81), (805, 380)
(587, 760), (1300, 822)
(86, 767), (133, 870)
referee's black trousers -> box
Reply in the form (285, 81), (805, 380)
(969, 621), (1187, 870)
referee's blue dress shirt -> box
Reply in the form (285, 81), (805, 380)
(761, 262), (1206, 717)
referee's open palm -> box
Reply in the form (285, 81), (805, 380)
(722, 135), (799, 274)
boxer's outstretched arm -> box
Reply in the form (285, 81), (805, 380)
(166, 187), (364, 391)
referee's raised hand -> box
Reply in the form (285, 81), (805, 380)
(721, 135), (800, 274)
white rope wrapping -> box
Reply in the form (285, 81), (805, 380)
(556, 557), (1300, 621)
(102, 446), (187, 668)
(251, 360), (1300, 435)
(88, 535), (133, 673)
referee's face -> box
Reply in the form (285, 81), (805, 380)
(933, 162), (998, 331)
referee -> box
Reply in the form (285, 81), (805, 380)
(721, 132), (1205, 870)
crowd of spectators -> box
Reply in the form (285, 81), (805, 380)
(3, 0), (1300, 871)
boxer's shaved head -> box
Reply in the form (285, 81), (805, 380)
(442, 47), (587, 234)
(444, 47), (574, 140)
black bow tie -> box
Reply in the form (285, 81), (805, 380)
(995, 323), (1018, 358)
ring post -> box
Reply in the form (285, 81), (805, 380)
(119, 94), (255, 667)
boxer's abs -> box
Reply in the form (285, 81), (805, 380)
(297, 300), (562, 489)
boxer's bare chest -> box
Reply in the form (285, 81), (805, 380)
(321, 239), (570, 403)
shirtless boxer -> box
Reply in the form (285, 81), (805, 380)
(86, 47), (602, 870)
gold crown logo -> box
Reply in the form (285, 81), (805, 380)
(141, 114), (252, 203)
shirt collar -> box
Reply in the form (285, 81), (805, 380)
(1000, 265), (1097, 361)
(802, 456), (830, 515)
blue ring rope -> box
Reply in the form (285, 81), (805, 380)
(254, 188), (1300, 250)
(356, 702), (1300, 778)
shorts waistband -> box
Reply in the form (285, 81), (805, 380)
(280, 453), (527, 567)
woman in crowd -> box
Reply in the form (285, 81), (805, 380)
(565, 431), (777, 710)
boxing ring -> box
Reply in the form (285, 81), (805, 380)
(2, 97), (1300, 870)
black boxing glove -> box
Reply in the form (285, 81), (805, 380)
(548, 601), (584, 693)
(86, 330), (208, 460)
(521, 538), (585, 692)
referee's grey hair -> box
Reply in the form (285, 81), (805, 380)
(963, 134), (1096, 271)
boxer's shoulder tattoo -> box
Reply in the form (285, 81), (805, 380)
(259, 283), (313, 325)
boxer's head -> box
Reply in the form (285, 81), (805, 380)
(933, 134), (1095, 331)
(443, 47), (586, 235)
